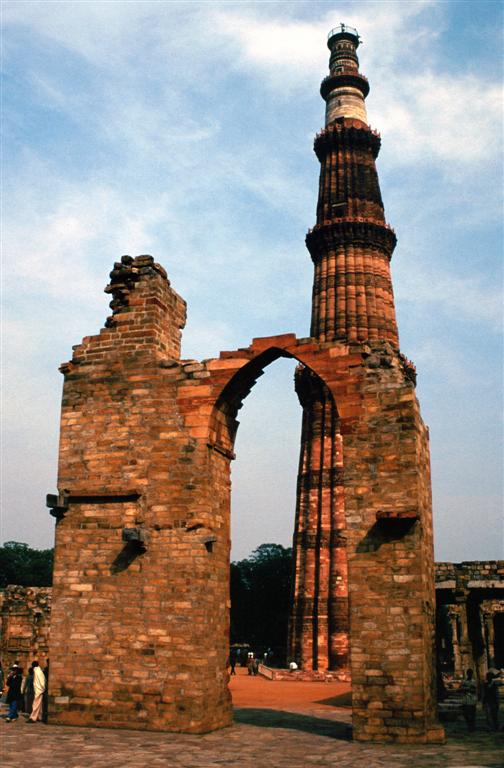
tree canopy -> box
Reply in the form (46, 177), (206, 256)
(0, 541), (54, 587)
(230, 543), (292, 662)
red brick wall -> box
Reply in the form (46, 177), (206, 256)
(50, 256), (231, 732)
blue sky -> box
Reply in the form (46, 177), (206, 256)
(2, 0), (502, 562)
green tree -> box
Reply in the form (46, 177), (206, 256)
(0, 541), (54, 587)
(230, 543), (292, 663)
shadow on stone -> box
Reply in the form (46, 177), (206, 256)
(110, 543), (146, 574)
(233, 707), (352, 740)
(356, 522), (414, 554)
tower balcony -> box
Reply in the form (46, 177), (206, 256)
(321, 71), (370, 100)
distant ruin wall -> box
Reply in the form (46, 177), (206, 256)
(435, 560), (504, 590)
(435, 560), (504, 682)
(0, 585), (51, 672)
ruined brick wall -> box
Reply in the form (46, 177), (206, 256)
(0, 586), (51, 672)
(435, 561), (504, 589)
(320, 343), (441, 743)
(49, 256), (231, 732)
(48, 255), (442, 742)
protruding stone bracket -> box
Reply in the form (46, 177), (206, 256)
(46, 490), (141, 520)
(122, 527), (148, 551)
(46, 492), (69, 521)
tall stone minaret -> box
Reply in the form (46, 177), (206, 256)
(289, 25), (398, 673)
(309, 24), (398, 344)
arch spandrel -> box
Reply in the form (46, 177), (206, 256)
(176, 334), (357, 452)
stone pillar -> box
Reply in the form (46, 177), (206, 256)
(448, 608), (462, 676)
(484, 611), (496, 668)
(457, 596), (472, 674)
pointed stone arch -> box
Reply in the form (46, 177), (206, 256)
(203, 338), (348, 676)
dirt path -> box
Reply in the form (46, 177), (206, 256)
(230, 666), (351, 710)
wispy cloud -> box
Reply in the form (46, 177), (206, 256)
(396, 260), (502, 331)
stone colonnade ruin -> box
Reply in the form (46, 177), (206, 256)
(47, 26), (444, 743)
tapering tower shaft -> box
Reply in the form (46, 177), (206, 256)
(308, 26), (399, 345)
(290, 25), (398, 674)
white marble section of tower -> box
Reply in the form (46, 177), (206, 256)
(322, 25), (369, 126)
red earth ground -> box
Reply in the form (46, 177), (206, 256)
(229, 666), (352, 710)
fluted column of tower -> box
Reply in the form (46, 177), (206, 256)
(289, 25), (397, 673)
(288, 368), (348, 672)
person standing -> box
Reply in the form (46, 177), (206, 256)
(27, 661), (46, 723)
(5, 665), (23, 722)
(22, 667), (35, 716)
(460, 668), (478, 732)
(482, 671), (500, 731)
(42, 659), (50, 723)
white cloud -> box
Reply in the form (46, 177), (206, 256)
(375, 73), (502, 167)
(396, 261), (502, 331)
(209, 2), (501, 172)
(4, 178), (161, 300)
(4, 0), (159, 67)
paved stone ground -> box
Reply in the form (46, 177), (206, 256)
(1, 671), (502, 768)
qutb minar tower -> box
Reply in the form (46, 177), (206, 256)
(289, 25), (399, 673)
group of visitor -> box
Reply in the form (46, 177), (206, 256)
(228, 649), (259, 675)
(229, 648), (275, 675)
(460, 668), (500, 732)
(246, 652), (260, 676)
(0, 659), (48, 723)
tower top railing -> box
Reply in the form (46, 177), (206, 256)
(327, 24), (361, 43)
